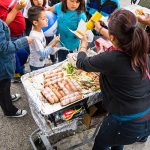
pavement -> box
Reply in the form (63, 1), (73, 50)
(1, 0), (150, 150)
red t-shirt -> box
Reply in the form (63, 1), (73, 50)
(0, 0), (26, 37)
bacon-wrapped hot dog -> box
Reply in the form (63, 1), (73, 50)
(44, 76), (63, 84)
(44, 78), (64, 87)
(60, 90), (65, 97)
(60, 92), (83, 106)
(44, 72), (64, 79)
(49, 85), (63, 100)
(41, 87), (55, 104)
(58, 82), (70, 95)
(70, 79), (82, 91)
(66, 79), (78, 92)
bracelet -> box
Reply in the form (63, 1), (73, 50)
(99, 26), (103, 33)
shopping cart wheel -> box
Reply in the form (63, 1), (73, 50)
(30, 128), (54, 150)
(34, 137), (46, 150)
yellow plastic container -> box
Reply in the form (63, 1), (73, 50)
(86, 11), (102, 30)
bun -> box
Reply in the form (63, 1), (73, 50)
(75, 30), (85, 39)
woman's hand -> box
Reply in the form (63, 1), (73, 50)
(92, 20), (103, 32)
(137, 14), (150, 26)
(92, 19), (110, 40)
(79, 34), (88, 52)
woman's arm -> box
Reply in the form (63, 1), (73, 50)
(93, 20), (110, 40)
(76, 33), (112, 73)
(5, 2), (26, 25)
(137, 14), (150, 26)
(45, 6), (55, 12)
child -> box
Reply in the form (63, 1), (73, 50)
(28, 6), (60, 71)
(24, 0), (57, 64)
(47, 0), (86, 62)
(0, 19), (32, 118)
(23, 0), (48, 36)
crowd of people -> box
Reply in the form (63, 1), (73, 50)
(0, 0), (150, 149)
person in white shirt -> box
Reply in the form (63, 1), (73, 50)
(28, 6), (59, 71)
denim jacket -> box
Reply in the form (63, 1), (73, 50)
(0, 19), (29, 80)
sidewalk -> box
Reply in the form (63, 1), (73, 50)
(1, 0), (150, 149)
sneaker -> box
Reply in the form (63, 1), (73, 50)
(6, 109), (27, 118)
(11, 94), (21, 102)
(138, 136), (148, 143)
(11, 77), (21, 83)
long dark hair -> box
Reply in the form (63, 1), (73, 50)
(108, 9), (149, 78)
(61, 0), (85, 13)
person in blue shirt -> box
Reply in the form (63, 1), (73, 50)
(0, 19), (32, 118)
(47, 0), (86, 62)
(86, 0), (120, 18)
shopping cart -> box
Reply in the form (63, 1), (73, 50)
(21, 62), (103, 150)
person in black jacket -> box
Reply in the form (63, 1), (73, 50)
(76, 9), (150, 150)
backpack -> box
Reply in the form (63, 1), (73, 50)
(86, 0), (118, 19)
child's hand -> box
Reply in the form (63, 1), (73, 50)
(15, 0), (27, 11)
(26, 36), (33, 44)
(51, 35), (60, 47)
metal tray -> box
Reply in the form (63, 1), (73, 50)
(21, 62), (99, 116)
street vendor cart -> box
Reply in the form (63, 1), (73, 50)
(21, 4), (150, 149)
(21, 59), (104, 150)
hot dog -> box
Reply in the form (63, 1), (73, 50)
(66, 79), (78, 92)
(70, 79), (82, 91)
(59, 90), (65, 97)
(44, 76), (63, 84)
(44, 78), (64, 87)
(58, 82), (70, 95)
(60, 93), (83, 106)
(44, 71), (64, 79)
(60, 92), (82, 101)
(49, 85), (63, 100)
(41, 87), (55, 104)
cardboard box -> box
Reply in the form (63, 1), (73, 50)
(83, 105), (98, 128)
(95, 37), (113, 53)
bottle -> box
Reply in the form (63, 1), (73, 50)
(86, 11), (102, 30)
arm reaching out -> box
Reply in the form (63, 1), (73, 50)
(5, 1), (27, 25)
(137, 14), (150, 26)
(45, 6), (55, 12)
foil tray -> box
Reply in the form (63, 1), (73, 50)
(21, 62), (99, 116)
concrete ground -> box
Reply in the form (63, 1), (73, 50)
(1, 0), (150, 150)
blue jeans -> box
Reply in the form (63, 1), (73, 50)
(92, 114), (150, 150)
(11, 36), (29, 75)
(57, 50), (69, 62)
